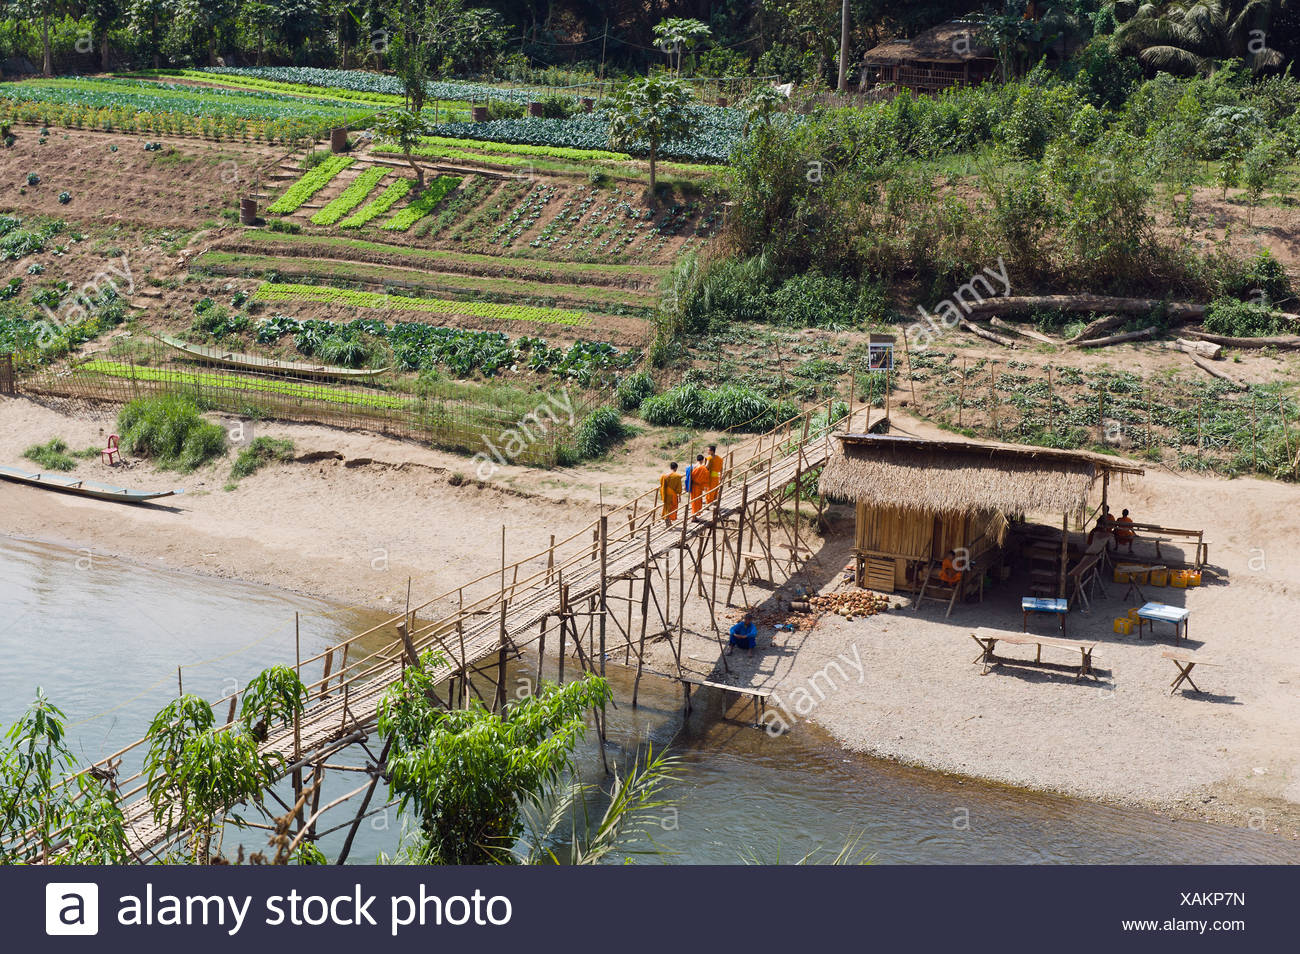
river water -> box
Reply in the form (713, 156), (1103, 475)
(2, 535), (1296, 864)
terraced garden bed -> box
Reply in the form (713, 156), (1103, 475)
(219, 232), (669, 289)
(192, 251), (658, 313)
(251, 281), (595, 328)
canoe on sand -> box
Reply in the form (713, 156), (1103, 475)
(0, 465), (182, 503)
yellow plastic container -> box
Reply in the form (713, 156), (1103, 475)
(1187, 570), (1202, 587)
(1113, 617), (1133, 635)
(1171, 570), (1188, 588)
(1113, 568), (1128, 584)
(1149, 568), (1168, 587)
(1127, 608), (1141, 622)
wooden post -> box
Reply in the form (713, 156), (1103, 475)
(726, 483), (749, 605)
(632, 527), (651, 707)
(989, 362), (998, 437)
(499, 525), (506, 598)
(320, 648), (333, 700)
(1098, 386), (1107, 443)
(557, 577), (567, 684)
(494, 602), (507, 713)
(1197, 399), (1203, 462)
(958, 356), (967, 428)
(1279, 397), (1294, 467)
(1250, 396), (1258, 470)
(1058, 511), (1068, 600)
(546, 534), (555, 583)
(598, 516), (608, 680)
(1047, 365), (1055, 435)
(901, 329), (918, 409)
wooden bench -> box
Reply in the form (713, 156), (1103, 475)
(970, 628), (1098, 680)
(679, 674), (772, 722)
(1128, 522), (1207, 569)
(1162, 650), (1219, 695)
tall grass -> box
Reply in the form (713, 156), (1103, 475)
(117, 396), (227, 472)
(573, 406), (628, 459)
(22, 437), (76, 471)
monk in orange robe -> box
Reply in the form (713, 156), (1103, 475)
(689, 454), (710, 517)
(705, 443), (724, 504)
(659, 462), (683, 525)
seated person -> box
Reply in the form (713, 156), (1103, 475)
(936, 549), (963, 587)
(1087, 505), (1116, 546)
(728, 613), (758, 654)
(1114, 508), (1137, 552)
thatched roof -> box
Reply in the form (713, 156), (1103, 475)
(819, 434), (1143, 516)
(863, 20), (996, 65)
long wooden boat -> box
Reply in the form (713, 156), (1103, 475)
(0, 465), (183, 503)
(154, 334), (389, 380)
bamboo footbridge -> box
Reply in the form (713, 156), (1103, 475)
(34, 395), (885, 862)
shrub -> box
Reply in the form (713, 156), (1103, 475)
(641, 382), (796, 432)
(573, 406), (628, 459)
(266, 218), (301, 234)
(486, 100), (526, 120)
(616, 370), (655, 411)
(536, 93), (577, 119)
(768, 272), (863, 329)
(230, 436), (295, 479)
(1203, 298), (1281, 338)
(23, 436), (76, 471)
(117, 396), (226, 472)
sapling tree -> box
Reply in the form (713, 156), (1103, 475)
(607, 74), (694, 200)
(143, 666), (306, 862)
(375, 108), (430, 189)
(0, 690), (129, 864)
(653, 17), (711, 75)
(378, 656), (612, 865)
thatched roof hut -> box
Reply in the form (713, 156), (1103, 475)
(820, 434), (1142, 517)
(860, 19), (998, 93)
(819, 434), (1144, 599)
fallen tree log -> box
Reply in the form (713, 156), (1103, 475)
(1071, 326), (1157, 348)
(1067, 313), (1126, 343)
(1182, 329), (1300, 350)
(1161, 338), (1223, 359)
(1188, 354), (1248, 389)
(989, 316), (1058, 344)
(958, 317), (1017, 348)
(964, 295), (1206, 322)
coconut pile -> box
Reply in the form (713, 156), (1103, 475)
(808, 590), (891, 621)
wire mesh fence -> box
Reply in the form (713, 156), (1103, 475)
(21, 342), (605, 467)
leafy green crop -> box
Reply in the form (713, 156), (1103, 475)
(310, 166), (387, 226)
(340, 178), (412, 228)
(252, 282), (594, 327)
(267, 155), (353, 214)
(383, 176), (460, 231)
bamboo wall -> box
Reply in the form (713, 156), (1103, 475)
(854, 504), (1008, 589)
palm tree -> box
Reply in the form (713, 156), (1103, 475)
(1111, 0), (1290, 75)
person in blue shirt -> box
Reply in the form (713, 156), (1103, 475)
(728, 612), (758, 654)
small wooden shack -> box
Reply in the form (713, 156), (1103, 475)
(818, 434), (1144, 598)
(860, 19), (998, 95)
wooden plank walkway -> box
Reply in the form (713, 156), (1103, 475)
(101, 404), (868, 857)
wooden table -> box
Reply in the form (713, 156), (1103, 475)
(1116, 563), (1163, 603)
(1136, 602), (1190, 643)
(1162, 650), (1218, 695)
(1022, 597), (1068, 636)
(970, 628), (1097, 680)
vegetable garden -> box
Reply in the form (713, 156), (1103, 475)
(250, 282), (595, 328)
(22, 345), (604, 466)
(0, 76), (376, 142)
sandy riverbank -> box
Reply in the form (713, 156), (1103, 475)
(3, 394), (1298, 839)
(661, 414), (1300, 839)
